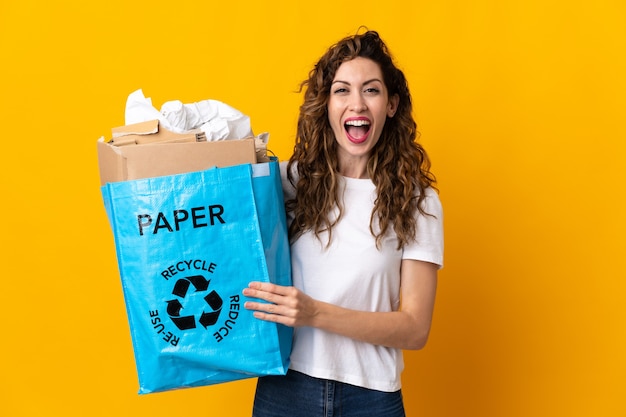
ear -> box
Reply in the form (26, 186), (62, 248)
(387, 94), (399, 118)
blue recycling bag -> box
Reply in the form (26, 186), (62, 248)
(101, 160), (292, 394)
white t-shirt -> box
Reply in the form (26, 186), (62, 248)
(280, 162), (444, 392)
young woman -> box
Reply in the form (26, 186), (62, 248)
(243, 30), (444, 417)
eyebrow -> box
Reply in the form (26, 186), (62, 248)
(331, 78), (383, 86)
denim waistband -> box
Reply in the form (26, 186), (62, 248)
(252, 370), (405, 417)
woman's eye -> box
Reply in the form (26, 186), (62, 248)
(365, 88), (380, 94)
(333, 88), (348, 94)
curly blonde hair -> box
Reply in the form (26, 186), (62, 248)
(286, 30), (437, 250)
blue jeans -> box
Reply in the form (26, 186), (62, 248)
(252, 370), (406, 417)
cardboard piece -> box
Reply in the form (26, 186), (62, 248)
(110, 120), (208, 146)
(97, 120), (257, 185)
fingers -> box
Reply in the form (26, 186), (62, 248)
(243, 296), (296, 327)
(242, 282), (277, 311)
(243, 283), (288, 309)
(243, 282), (295, 304)
(250, 308), (296, 327)
(246, 281), (289, 295)
(242, 282), (298, 326)
(244, 300), (279, 316)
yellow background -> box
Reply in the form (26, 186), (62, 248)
(1, 0), (624, 416)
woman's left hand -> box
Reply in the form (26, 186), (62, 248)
(243, 282), (318, 327)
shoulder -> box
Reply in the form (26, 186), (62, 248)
(404, 187), (444, 266)
(420, 187), (442, 218)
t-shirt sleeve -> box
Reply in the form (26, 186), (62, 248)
(402, 187), (444, 268)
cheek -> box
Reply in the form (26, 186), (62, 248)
(327, 106), (343, 129)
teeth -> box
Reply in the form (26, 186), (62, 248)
(345, 120), (370, 126)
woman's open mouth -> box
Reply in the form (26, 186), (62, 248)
(344, 117), (371, 144)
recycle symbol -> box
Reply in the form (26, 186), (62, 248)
(166, 275), (223, 330)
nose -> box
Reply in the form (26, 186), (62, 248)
(350, 93), (367, 112)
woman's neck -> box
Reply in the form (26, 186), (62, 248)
(338, 157), (369, 179)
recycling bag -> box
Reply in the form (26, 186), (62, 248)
(101, 160), (292, 394)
